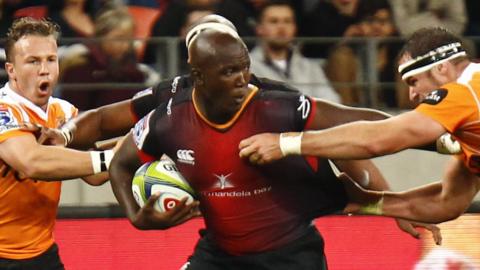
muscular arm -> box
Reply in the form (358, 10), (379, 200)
(0, 133), (96, 180)
(301, 110), (446, 159)
(69, 100), (135, 150)
(304, 99), (435, 151)
(381, 158), (479, 223)
(109, 133), (200, 229)
(335, 159), (442, 241)
(310, 99), (391, 130)
(109, 132), (143, 221)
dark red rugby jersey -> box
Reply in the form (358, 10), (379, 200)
(132, 84), (346, 255)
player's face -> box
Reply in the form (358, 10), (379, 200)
(257, 5), (296, 48)
(201, 42), (251, 115)
(399, 53), (443, 105)
(5, 35), (58, 110)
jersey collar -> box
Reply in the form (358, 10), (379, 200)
(4, 82), (52, 121)
(192, 84), (259, 130)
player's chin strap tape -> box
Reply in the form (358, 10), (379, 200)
(90, 150), (114, 174)
(279, 132), (303, 156)
(398, 42), (466, 80)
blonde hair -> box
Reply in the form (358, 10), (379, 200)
(94, 7), (134, 37)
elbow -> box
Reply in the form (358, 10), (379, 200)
(363, 134), (404, 157)
(85, 179), (109, 186)
(363, 143), (391, 157)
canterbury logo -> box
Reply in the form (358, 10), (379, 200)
(177, 149), (195, 165)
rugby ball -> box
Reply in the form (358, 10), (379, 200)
(132, 159), (195, 212)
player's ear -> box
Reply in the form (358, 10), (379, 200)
(191, 68), (204, 86)
(430, 63), (449, 83)
(5, 62), (15, 81)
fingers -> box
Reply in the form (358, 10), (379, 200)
(430, 225), (443, 245)
(404, 224), (420, 239)
(95, 136), (124, 150)
(144, 192), (161, 211)
(416, 223), (442, 245)
(37, 127), (51, 145)
(396, 220), (443, 245)
(20, 123), (41, 132)
(170, 199), (202, 225)
(238, 137), (253, 151)
(239, 143), (255, 159)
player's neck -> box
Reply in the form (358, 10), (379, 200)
(192, 90), (236, 124)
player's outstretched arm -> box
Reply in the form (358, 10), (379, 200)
(65, 100), (135, 150)
(0, 133), (110, 180)
(335, 160), (442, 244)
(109, 133), (200, 230)
(343, 158), (479, 224)
(240, 110), (446, 164)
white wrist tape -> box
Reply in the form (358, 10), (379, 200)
(104, 150), (114, 170)
(90, 150), (114, 174)
(60, 122), (76, 146)
(90, 151), (102, 174)
(279, 132), (303, 156)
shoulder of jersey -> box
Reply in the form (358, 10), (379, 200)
(49, 97), (78, 117)
(252, 75), (300, 93)
(154, 75), (193, 95)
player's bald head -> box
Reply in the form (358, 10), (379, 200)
(189, 30), (248, 69)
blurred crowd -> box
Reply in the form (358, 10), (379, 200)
(1, 0), (479, 110)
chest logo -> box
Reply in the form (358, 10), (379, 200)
(177, 149), (195, 165)
(212, 173), (234, 190)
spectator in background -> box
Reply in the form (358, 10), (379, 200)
(389, 0), (467, 37)
(60, 7), (159, 110)
(46, 0), (95, 39)
(326, 0), (401, 107)
(144, 5), (214, 75)
(143, 0), (217, 75)
(464, 0), (480, 59)
(250, 0), (340, 102)
(301, 0), (361, 59)
(216, 0), (268, 37)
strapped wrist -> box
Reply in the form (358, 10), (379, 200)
(90, 150), (114, 174)
(359, 192), (384, 215)
(279, 132), (303, 156)
(60, 122), (76, 146)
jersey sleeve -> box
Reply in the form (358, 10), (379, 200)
(130, 76), (187, 121)
(290, 94), (316, 131)
(0, 103), (30, 143)
(131, 110), (161, 162)
(415, 84), (474, 133)
(130, 87), (156, 121)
